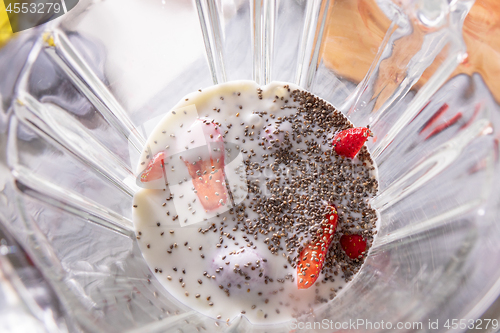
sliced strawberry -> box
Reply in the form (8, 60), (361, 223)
(140, 152), (165, 182)
(340, 234), (366, 259)
(181, 120), (228, 211)
(333, 127), (372, 159)
(140, 119), (229, 212)
(297, 205), (338, 289)
(183, 156), (228, 211)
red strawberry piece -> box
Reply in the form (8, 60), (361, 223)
(332, 127), (372, 159)
(340, 234), (366, 259)
(140, 152), (165, 182)
(140, 119), (229, 212)
(183, 156), (228, 211)
(297, 205), (338, 289)
(181, 120), (228, 211)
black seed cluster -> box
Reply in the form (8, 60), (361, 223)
(220, 87), (378, 284)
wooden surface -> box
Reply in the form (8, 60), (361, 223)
(321, 0), (500, 103)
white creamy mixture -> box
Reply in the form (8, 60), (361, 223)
(132, 81), (378, 324)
